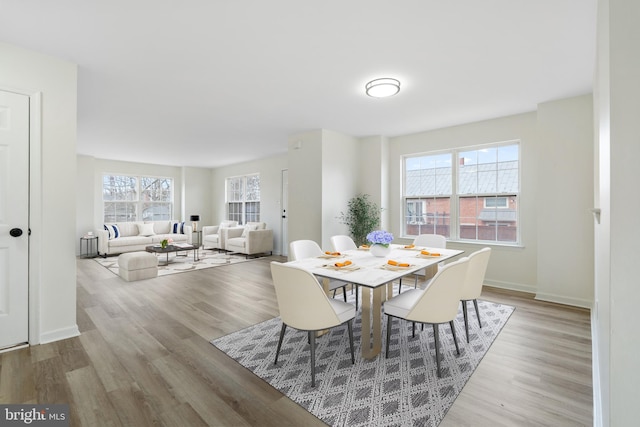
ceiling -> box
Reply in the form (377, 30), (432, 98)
(0, 0), (597, 169)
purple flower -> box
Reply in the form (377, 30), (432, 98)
(366, 230), (394, 246)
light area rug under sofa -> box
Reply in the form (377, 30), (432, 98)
(211, 286), (514, 427)
(94, 249), (249, 277)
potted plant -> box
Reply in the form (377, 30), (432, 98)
(338, 194), (381, 247)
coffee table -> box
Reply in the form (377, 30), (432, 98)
(145, 244), (198, 266)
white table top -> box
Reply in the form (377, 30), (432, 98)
(287, 244), (464, 288)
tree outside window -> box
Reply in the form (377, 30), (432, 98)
(103, 175), (173, 222)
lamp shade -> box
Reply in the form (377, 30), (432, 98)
(365, 78), (400, 98)
(190, 215), (200, 222)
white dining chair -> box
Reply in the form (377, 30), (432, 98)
(289, 239), (351, 302)
(399, 233), (447, 293)
(385, 256), (469, 378)
(460, 247), (491, 342)
(270, 261), (356, 387)
(330, 235), (359, 308)
(330, 235), (358, 252)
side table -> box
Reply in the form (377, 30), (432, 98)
(80, 235), (99, 258)
(192, 230), (202, 260)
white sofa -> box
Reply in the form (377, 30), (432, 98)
(224, 222), (273, 257)
(97, 221), (193, 257)
(202, 221), (238, 251)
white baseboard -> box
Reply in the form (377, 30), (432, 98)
(534, 292), (592, 309)
(39, 325), (81, 344)
(484, 279), (592, 309)
(591, 307), (603, 427)
(483, 279), (537, 295)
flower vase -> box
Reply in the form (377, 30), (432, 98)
(370, 244), (390, 257)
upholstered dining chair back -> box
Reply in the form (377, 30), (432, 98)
(288, 239), (323, 261)
(459, 247), (491, 342)
(403, 233), (447, 292)
(270, 261), (357, 387)
(270, 262), (342, 330)
(406, 257), (469, 324)
(330, 235), (358, 252)
(413, 233), (446, 249)
(460, 247), (491, 301)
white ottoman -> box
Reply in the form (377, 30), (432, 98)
(118, 252), (158, 281)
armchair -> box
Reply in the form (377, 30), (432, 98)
(224, 222), (273, 258)
(202, 220), (238, 251)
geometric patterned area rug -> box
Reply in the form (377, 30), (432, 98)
(211, 288), (514, 427)
(93, 249), (251, 277)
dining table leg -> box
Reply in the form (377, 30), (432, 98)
(317, 278), (332, 337)
(360, 286), (384, 359)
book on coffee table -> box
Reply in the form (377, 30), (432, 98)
(173, 242), (193, 248)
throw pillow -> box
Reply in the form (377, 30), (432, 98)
(241, 223), (259, 238)
(172, 221), (185, 234)
(104, 224), (120, 240)
(138, 223), (155, 237)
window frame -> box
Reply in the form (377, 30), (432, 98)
(102, 174), (174, 223)
(225, 173), (261, 225)
(402, 140), (521, 246)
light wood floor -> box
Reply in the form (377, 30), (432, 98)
(0, 256), (592, 426)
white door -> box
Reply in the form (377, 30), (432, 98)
(281, 169), (288, 257)
(0, 90), (30, 350)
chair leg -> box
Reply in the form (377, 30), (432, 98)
(462, 300), (470, 343)
(473, 299), (482, 328)
(398, 277), (402, 294)
(309, 331), (316, 387)
(274, 323), (287, 364)
(433, 323), (441, 378)
(450, 320), (460, 355)
(385, 316), (393, 358)
(347, 320), (355, 364)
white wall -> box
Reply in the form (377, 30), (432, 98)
(388, 112), (540, 295)
(210, 153), (288, 255)
(593, 0), (640, 425)
(387, 100), (594, 306)
(182, 166), (213, 229)
(321, 130), (360, 249)
(359, 136), (390, 230)
(0, 42), (78, 344)
(287, 131), (323, 245)
(593, 0), (611, 423)
(536, 95), (594, 307)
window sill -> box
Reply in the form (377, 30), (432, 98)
(399, 236), (524, 249)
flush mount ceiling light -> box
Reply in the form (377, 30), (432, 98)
(365, 78), (400, 98)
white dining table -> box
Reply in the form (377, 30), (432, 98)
(286, 244), (464, 359)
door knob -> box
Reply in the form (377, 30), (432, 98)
(9, 228), (23, 237)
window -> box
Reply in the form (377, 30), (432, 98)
(403, 142), (519, 244)
(226, 174), (260, 224)
(103, 175), (173, 222)
(404, 153), (452, 237)
(484, 197), (508, 208)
